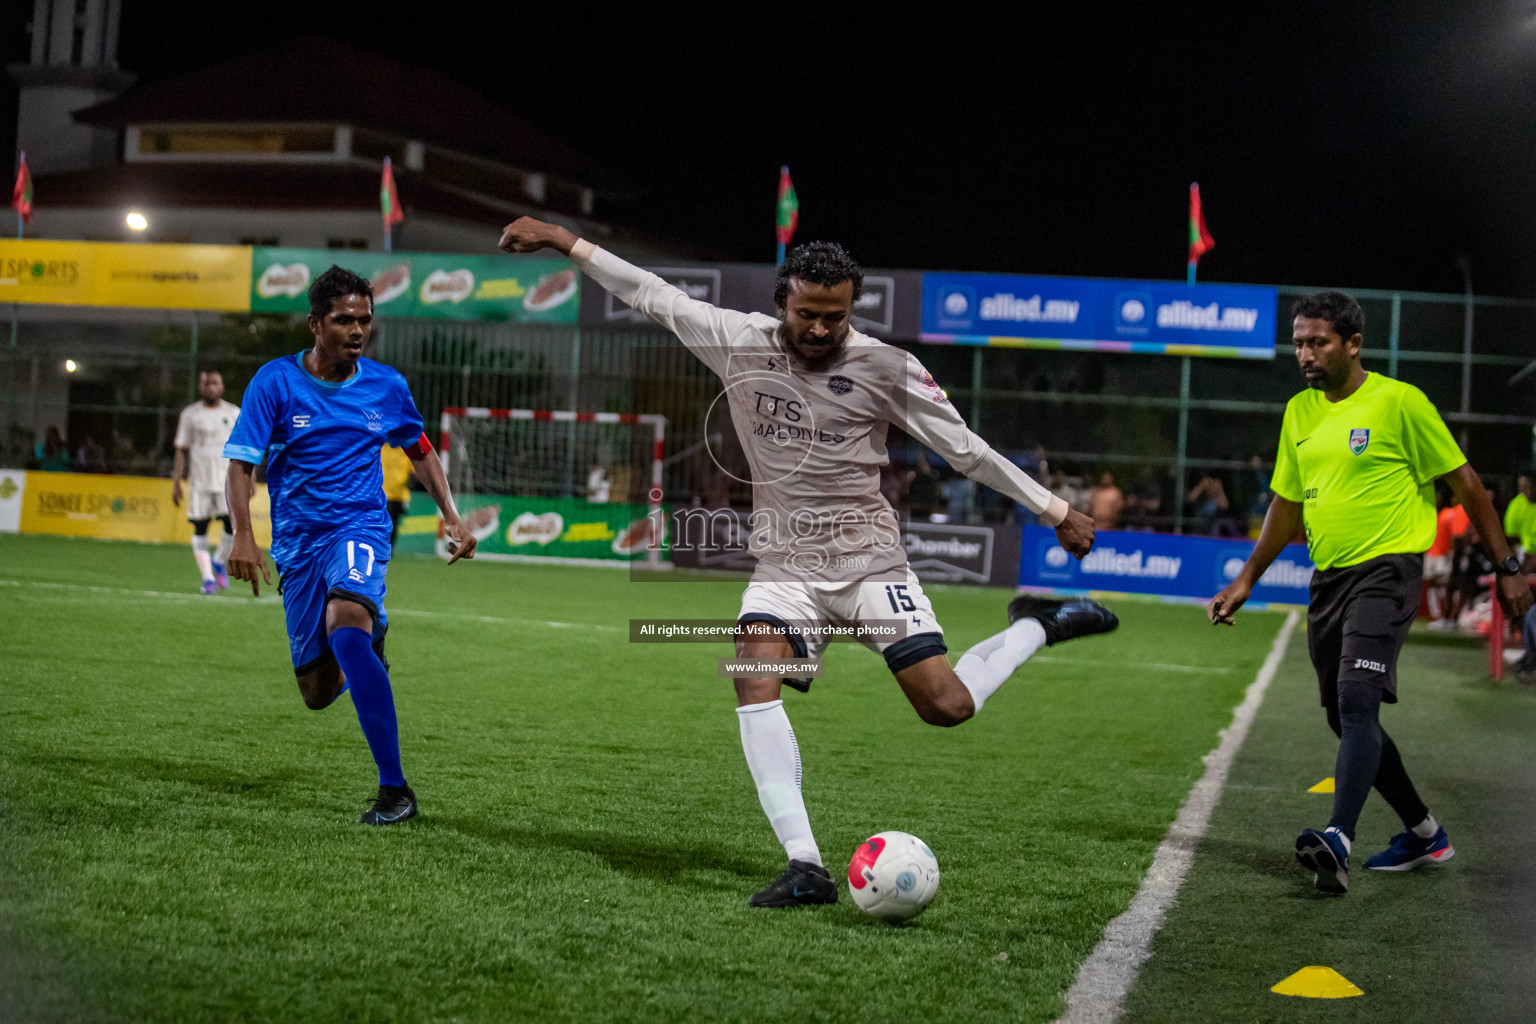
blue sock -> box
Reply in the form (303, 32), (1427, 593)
(329, 626), (405, 788)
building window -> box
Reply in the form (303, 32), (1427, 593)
(327, 238), (369, 250)
(239, 236), (280, 246)
(138, 127), (336, 155)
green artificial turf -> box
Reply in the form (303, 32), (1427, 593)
(1122, 622), (1536, 1023)
(0, 534), (1281, 1021)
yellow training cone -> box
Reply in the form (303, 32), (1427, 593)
(1271, 966), (1363, 998)
(1307, 777), (1336, 794)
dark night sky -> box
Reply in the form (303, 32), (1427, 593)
(6, 2), (1536, 296)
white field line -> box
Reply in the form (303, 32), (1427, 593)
(0, 578), (620, 632)
(1031, 655), (1231, 675)
(1052, 609), (1299, 1024)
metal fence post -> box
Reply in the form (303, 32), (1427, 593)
(1388, 292), (1401, 378)
(970, 346), (983, 434)
(1173, 355), (1191, 534)
(187, 312), (199, 402)
(6, 303), (16, 464)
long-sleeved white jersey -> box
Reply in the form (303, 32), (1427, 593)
(571, 241), (1068, 583)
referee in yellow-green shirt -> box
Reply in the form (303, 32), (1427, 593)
(1209, 291), (1532, 895)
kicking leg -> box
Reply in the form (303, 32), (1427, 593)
(734, 620), (835, 907)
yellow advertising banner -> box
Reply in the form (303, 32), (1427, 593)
(18, 471), (272, 547)
(0, 240), (252, 311)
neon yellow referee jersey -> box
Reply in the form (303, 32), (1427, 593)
(1270, 373), (1465, 570)
(1504, 493), (1536, 553)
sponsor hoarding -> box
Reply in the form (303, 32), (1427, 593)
(1020, 525), (1312, 605)
(666, 506), (1020, 587)
(0, 240), (251, 311)
(251, 249), (579, 322)
(0, 468), (25, 532)
(15, 471), (271, 546)
(921, 273), (1277, 358)
(401, 494), (663, 562)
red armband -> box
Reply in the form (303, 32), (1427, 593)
(404, 432), (433, 461)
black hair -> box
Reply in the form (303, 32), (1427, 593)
(773, 241), (863, 309)
(1291, 290), (1364, 341)
(308, 265), (374, 320)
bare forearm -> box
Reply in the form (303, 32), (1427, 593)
(1447, 464), (1514, 564)
(173, 449), (187, 482)
(411, 453), (460, 525)
(227, 461), (257, 535)
(1238, 496), (1303, 584)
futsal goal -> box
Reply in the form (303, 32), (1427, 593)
(438, 407), (668, 568)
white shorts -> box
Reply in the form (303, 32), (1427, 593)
(186, 488), (229, 522)
(1423, 553), (1451, 582)
(737, 566), (947, 687)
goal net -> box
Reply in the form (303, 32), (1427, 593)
(438, 407), (667, 567)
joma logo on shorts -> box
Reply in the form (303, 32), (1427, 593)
(1353, 658), (1387, 673)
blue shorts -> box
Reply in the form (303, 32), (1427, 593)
(278, 529), (391, 673)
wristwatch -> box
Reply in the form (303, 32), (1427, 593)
(1497, 554), (1522, 577)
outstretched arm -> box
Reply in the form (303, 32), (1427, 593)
(499, 217), (745, 376)
(1208, 496), (1303, 624)
(225, 459), (272, 596)
(404, 434), (475, 565)
(1444, 462), (1533, 619)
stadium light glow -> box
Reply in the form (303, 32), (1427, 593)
(125, 211), (148, 231)
(64, 359), (78, 373)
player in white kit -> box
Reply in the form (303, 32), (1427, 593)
(173, 370), (240, 594)
(500, 217), (1119, 906)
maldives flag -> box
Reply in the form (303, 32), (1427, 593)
(12, 152), (33, 223)
(1188, 182), (1214, 263)
(775, 166), (798, 245)
(381, 156), (403, 227)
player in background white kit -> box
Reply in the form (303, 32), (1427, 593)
(500, 217), (1118, 907)
(173, 369), (240, 594)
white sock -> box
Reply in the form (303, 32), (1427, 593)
(1411, 814), (1439, 839)
(190, 535), (214, 582)
(737, 699), (821, 867)
(213, 531), (233, 567)
(954, 618), (1048, 713)
(1324, 825), (1352, 854)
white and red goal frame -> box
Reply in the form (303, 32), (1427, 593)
(439, 407), (668, 568)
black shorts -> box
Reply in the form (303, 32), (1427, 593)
(1307, 553), (1421, 707)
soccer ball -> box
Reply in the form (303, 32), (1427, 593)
(847, 831), (940, 923)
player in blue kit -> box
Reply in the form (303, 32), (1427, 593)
(223, 266), (477, 825)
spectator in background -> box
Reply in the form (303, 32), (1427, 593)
(907, 452), (940, 520)
(34, 425), (68, 472)
(1504, 470), (1536, 563)
(942, 472), (974, 524)
(381, 444), (413, 546)
(1126, 466), (1164, 531)
(1051, 469), (1082, 516)
(1011, 445), (1048, 526)
(1424, 485), (1468, 628)
(1089, 470), (1125, 530)
(75, 435), (107, 473)
(1231, 454), (1272, 535)
(1186, 472), (1231, 535)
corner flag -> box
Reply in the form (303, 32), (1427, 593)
(1188, 182), (1213, 283)
(775, 166), (798, 263)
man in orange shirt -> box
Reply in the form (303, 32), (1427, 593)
(1424, 490), (1469, 625)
